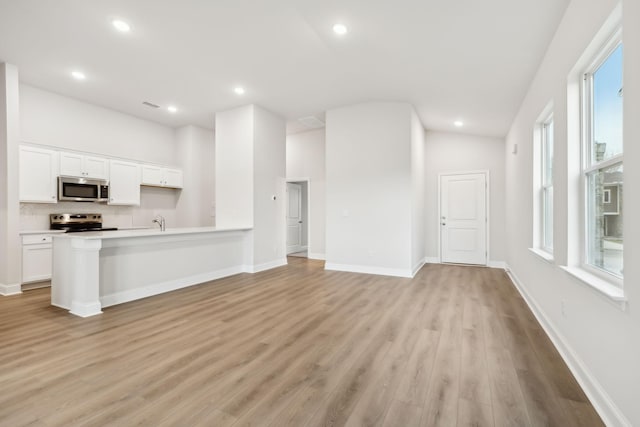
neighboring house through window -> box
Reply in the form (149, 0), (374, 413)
(582, 35), (623, 279)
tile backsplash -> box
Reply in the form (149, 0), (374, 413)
(20, 187), (180, 230)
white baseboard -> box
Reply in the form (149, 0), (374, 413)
(505, 265), (631, 427)
(0, 282), (22, 296)
(70, 301), (103, 318)
(324, 262), (413, 278)
(412, 258), (426, 277)
(244, 258), (288, 274)
(424, 257), (440, 264)
(487, 260), (506, 269)
(101, 265), (246, 308)
(308, 252), (326, 260)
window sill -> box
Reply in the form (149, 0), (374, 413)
(528, 248), (554, 263)
(560, 266), (627, 309)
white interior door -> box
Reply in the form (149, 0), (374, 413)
(286, 183), (302, 254)
(440, 172), (487, 265)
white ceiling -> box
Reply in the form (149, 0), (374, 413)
(0, 0), (569, 137)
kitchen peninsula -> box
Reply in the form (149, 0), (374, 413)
(52, 227), (252, 317)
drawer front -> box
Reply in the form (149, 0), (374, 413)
(22, 235), (53, 245)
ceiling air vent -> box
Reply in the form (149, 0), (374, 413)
(142, 101), (160, 109)
(298, 115), (325, 129)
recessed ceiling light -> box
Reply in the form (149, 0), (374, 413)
(234, 87), (245, 95)
(454, 120), (464, 127)
(71, 71), (86, 80)
(112, 19), (131, 33)
(333, 23), (348, 35)
(167, 106), (178, 113)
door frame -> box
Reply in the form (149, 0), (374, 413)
(286, 177), (311, 255)
(437, 170), (490, 265)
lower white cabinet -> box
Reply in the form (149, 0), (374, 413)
(22, 234), (53, 283)
(109, 160), (141, 205)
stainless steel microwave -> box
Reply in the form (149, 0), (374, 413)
(58, 176), (109, 202)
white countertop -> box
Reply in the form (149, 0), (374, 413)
(20, 226), (151, 235)
(20, 230), (67, 235)
(53, 226), (252, 240)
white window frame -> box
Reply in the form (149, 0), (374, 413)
(580, 29), (623, 285)
(541, 115), (554, 254)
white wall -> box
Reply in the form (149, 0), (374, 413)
(175, 125), (215, 227)
(0, 63), (21, 294)
(252, 106), (286, 267)
(504, 1), (638, 425)
(20, 85), (175, 164)
(286, 128), (326, 258)
(411, 111), (425, 272)
(17, 84), (191, 230)
(325, 102), (414, 276)
(215, 104), (286, 269)
(424, 131), (506, 264)
(215, 105), (254, 228)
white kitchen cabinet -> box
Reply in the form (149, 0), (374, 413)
(141, 165), (183, 188)
(22, 234), (53, 283)
(59, 151), (109, 179)
(19, 145), (58, 203)
(108, 160), (141, 205)
(164, 168), (183, 188)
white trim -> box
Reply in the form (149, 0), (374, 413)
(0, 283), (22, 296)
(424, 257), (440, 264)
(70, 301), (103, 318)
(438, 170), (490, 266)
(412, 258), (426, 276)
(528, 247), (555, 263)
(244, 258), (288, 274)
(308, 252), (326, 260)
(505, 265), (631, 427)
(560, 266), (626, 307)
(324, 263), (413, 278)
(101, 265), (247, 308)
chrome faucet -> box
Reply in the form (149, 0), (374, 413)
(152, 215), (166, 231)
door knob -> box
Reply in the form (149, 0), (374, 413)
(298, 221), (303, 223)
(441, 222), (446, 226)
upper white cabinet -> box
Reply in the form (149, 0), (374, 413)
(59, 151), (109, 180)
(19, 145), (58, 203)
(108, 160), (141, 206)
(141, 165), (183, 188)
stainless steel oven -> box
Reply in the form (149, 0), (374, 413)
(58, 176), (109, 202)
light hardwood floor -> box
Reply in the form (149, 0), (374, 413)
(0, 258), (603, 426)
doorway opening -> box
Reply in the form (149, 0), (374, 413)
(286, 179), (309, 257)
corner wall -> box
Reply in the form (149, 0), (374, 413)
(424, 131), (506, 265)
(325, 102), (414, 276)
(175, 125), (215, 227)
(286, 128), (326, 259)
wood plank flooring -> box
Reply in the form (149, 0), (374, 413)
(0, 258), (604, 426)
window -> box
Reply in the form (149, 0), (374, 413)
(541, 116), (554, 253)
(582, 37), (623, 279)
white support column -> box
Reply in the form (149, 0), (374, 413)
(69, 239), (103, 317)
(0, 63), (22, 296)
